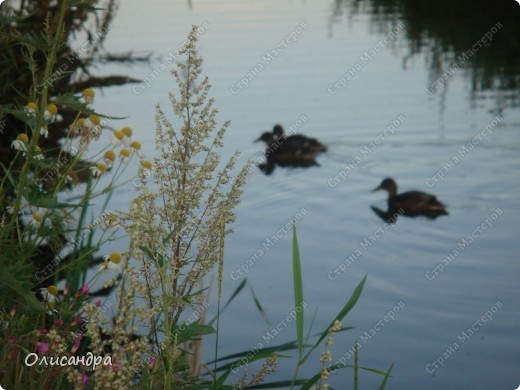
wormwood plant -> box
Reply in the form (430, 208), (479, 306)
(81, 26), (250, 388)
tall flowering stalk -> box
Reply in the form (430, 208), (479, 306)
(115, 26), (249, 387)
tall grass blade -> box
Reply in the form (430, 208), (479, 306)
(246, 379), (308, 389)
(207, 340), (298, 366)
(250, 286), (271, 324)
(292, 224), (304, 358)
(290, 224), (305, 389)
(354, 340), (359, 390)
(208, 278), (247, 326)
(379, 363), (394, 390)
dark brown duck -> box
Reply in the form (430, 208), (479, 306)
(372, 178), (448, 218)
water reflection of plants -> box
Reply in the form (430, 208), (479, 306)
(331, 0), (520, 110)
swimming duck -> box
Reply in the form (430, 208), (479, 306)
(257, 149), (319, 175)
(372, 178), (448, 218)
(255, 124), (327, 156)
(255, 124), (325, 175)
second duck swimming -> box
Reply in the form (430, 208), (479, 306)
(255, 124), (327, 174)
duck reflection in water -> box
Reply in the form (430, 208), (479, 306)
(255, 124), (327, 175)
(371, 178), (449, 222)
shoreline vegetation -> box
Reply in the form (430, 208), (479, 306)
(0, 2), (393, 388)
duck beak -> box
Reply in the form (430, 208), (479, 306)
(371, 185), (382, 192)
(254, 137), (261, 143)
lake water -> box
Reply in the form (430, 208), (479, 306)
(88, 0), (520, 388)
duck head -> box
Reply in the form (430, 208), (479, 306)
(372, 178), (398, 197)
(273, 124), (284, 138)
(255, 131), (276, 145)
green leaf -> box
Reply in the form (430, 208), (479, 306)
(0, 162), (18, 190)
(292, 225), (304, 359)
(380, 363), (394, 389)
(213, 367), (232, 388)
(207, 340), (299, 366)
(302, 275), (367, 364)
(354, 340), (359, 390)
(246, 380), (309, 389)
(299, 371), (321, 390)
(28, 195), (84, 209)
(0, 267), (46, 313)
(170, 322), (215, 344)
(162, 218), (186, 245)
(208, 278), (247, 326)
(210, 351), (292, 376)
(54, 93), (126, 119)
(300, 362), (393, 390)
(250, 286), (271, 324)
(139, 245), (164, 267)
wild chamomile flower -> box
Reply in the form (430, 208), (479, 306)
(84, 114), (102, 139)
(119, 148), (132, 163)
(44, 104), (58, 122)
(111, 130), (124, 146)
(121, 127), (132, 137)
(40, 125), (49, 138)
(86, 114), (101, 128)
(82, 88), (95, 104)
(29, 207), (49, 227)
(141, 160), (153, 170)
(62, 140), (80, 156)
(121, 126), (133, 146)
(40, 285), (59, 305)
(104, 150), (116, 167)
(68, 118), (85, 136)
(131, 140), (142, 156)
(33, 146), (44, 160)
(99, 252), (122, 272)
(12, 133), (29, 152)
(25, 102), (38, 117)
(90, 162), (108, 177)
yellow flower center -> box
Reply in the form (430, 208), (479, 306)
(142, 160), (153, 170)
(104, 150), (116, 161)
(76, 118), (85, 127)
(33, 214), (42, 222)
(27, 102), (38, 111)
(47, 285), (58, 296)
(17, 134), (29, 143)
(46, 104), (58, 115)
(89, 114), (101, 126)
(109, 252), (122, 264)
(97, 163), (107, 172)
(131, 141), (141, 150)
(82, 88), (95, 98)
(35, 146), (42, 153)
(121, 127), (133, 137)
(114, 130), (124, 140)
(120, 149), (131, 158)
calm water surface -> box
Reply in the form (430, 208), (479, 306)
(89, 0), (520, 388)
